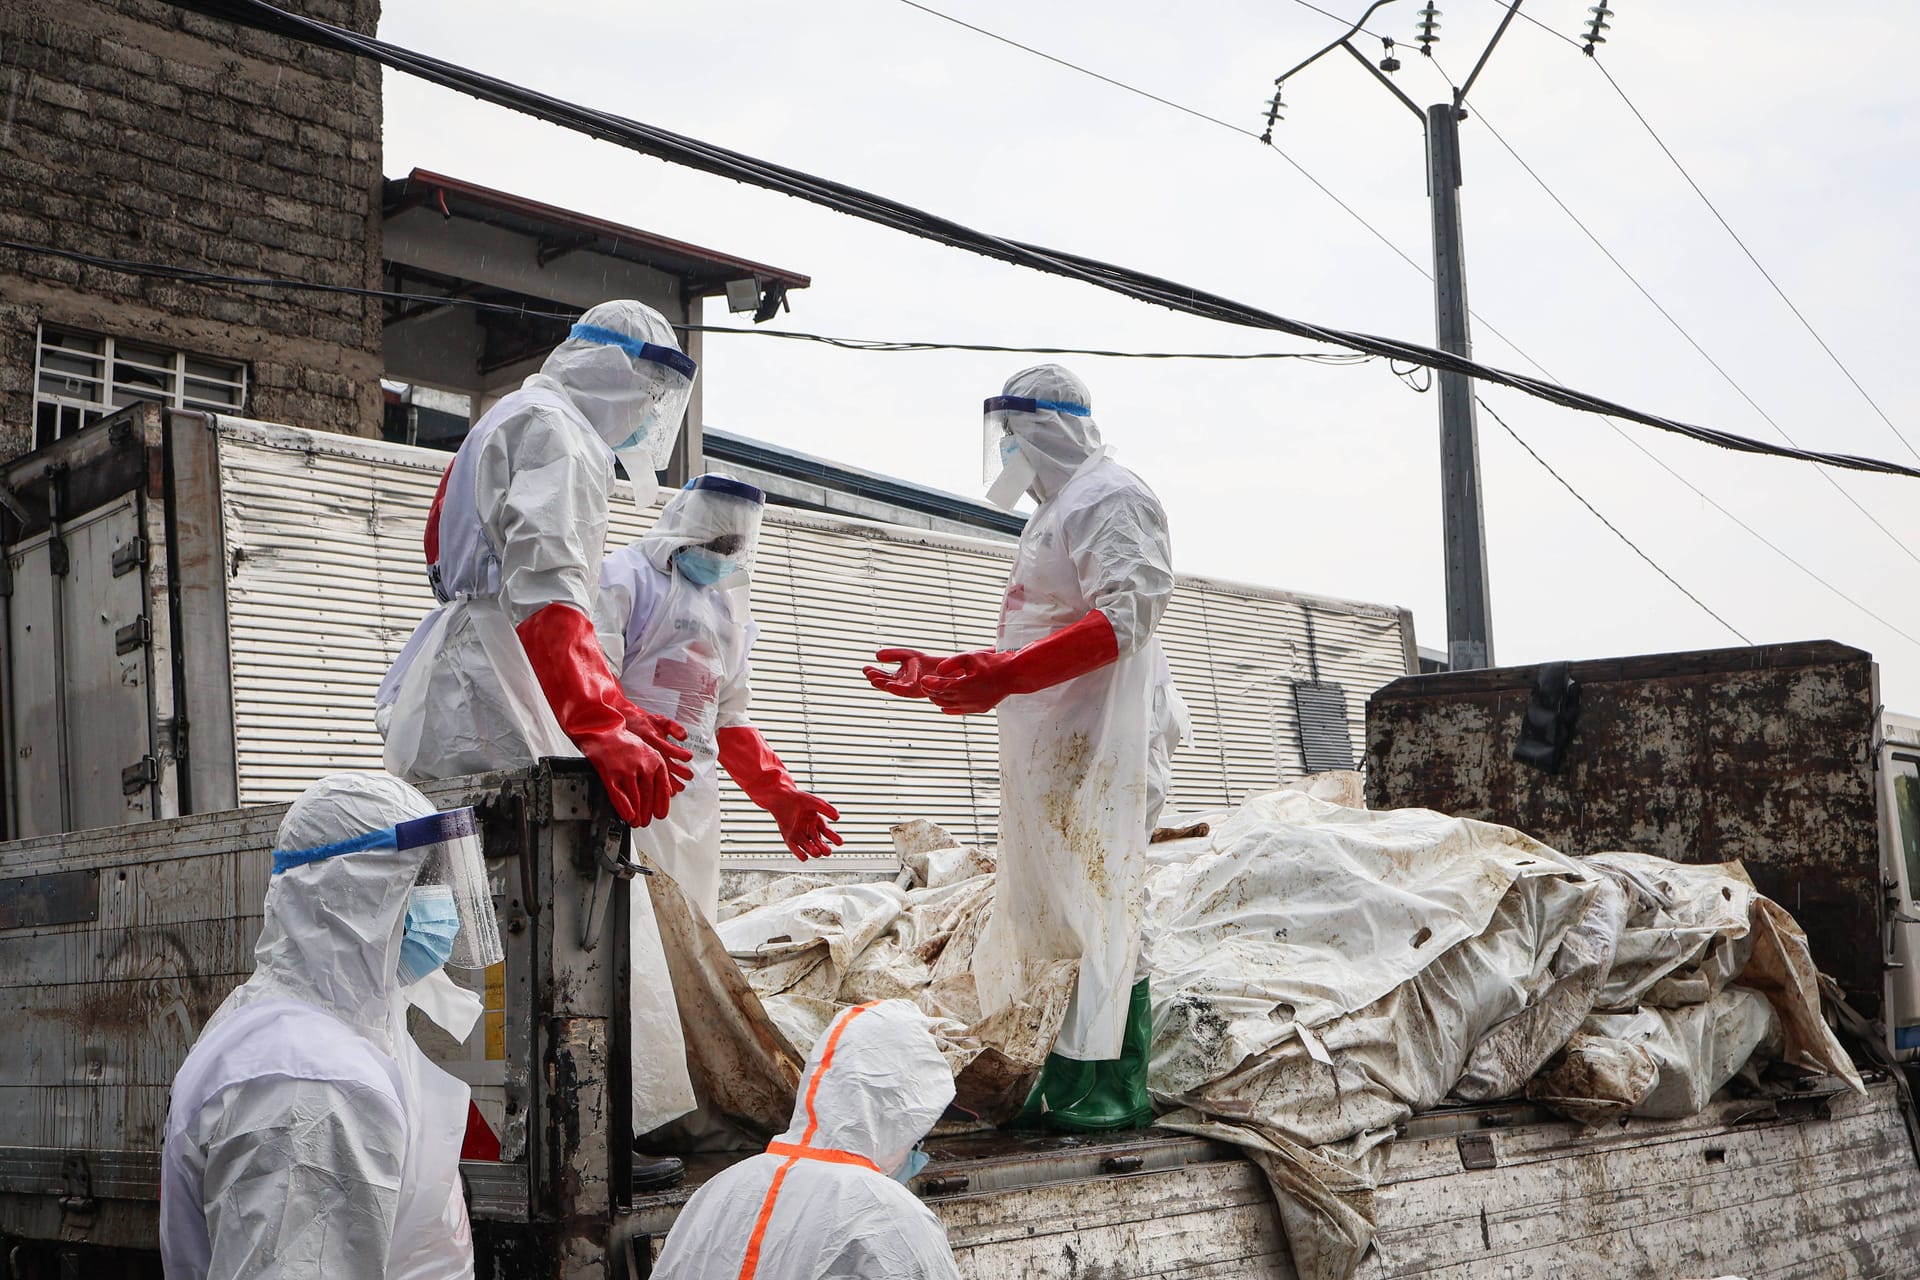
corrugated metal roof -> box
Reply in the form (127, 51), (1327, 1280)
(216, 421), (1413, 867)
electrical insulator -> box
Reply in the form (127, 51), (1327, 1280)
(1416, 2), (1441, 55)
(1582, 2), (1613, 56)
(1379, 36), (1401, 73)
(1259, 85), (1286, 143)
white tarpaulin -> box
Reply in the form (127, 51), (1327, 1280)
(700, 785), (1863, 1280)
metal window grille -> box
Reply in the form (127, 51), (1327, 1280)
(1291, 680), (1355, 773)
(33, 327), (247, 449)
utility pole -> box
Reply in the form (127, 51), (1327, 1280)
(1263, 0), (1525, 669)
(1426, 101), (1492, 670)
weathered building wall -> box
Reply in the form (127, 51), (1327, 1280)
(0, 0), (382, 459)
(1364, 641), (1882, 1015)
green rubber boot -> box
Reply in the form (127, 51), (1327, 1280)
(1013, 979), (1155, 1132)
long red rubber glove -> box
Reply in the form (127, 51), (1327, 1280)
(620, 705), (695, 789)
(717, 725), (844, 861)
(516, 603), (682, 826)
(922, 609), (1119, 715)
(861, 648), (945, 699)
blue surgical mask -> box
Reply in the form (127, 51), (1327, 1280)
(675, 547), (736, 586)
(398, 885), (461, 985)
(891, 1149), (930, 1184)
(998, 433), (1022, 466)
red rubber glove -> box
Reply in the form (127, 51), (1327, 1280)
(515, 602), (680, 826)
(923, 609), (1120, 715)
(717, 725), (844, 861)
(620, 705), (695, 789)
(862, 648), (943, 699)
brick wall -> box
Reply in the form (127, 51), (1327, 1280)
(0, 0), (383, 459)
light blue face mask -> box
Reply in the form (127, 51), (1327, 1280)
(675, 547), (737, 587)
(892, 1149), (930, 1184)
(998, 432), (1022, 466)
(397, 885), (461, 985)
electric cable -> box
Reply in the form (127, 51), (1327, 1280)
(1476, 395), (1751, 644)
(1587, 58), (1920, 465)
(162, 0), (1920, 481)
(1466, 102), (1920, 569)
(887, 0), (1431, 279)
(1494, 0), (1920, 465)
(0, 237), (1375, 363)
(1405, 48), (1920, 652)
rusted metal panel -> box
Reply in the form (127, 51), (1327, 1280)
(0, 870), (98, 930)
(1365, 641), (1882, 1012)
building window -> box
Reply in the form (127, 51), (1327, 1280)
(33, 327), (248, 450)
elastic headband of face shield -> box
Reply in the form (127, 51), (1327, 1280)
(684, 474), (765, 505)
(272, 806), (504, 971)
(569, 323), (697, 382)
(982, 395), (1092, 418)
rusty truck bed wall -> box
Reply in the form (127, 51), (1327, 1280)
(1364, 640), (1881, 1013)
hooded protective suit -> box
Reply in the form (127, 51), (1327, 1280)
(651, 1001), (961, 1280)
(876, 366), (1184, 1065)
(376, 300), (692, 827)
(600, 475), (841, 919)
(160, 774), (475, 1280)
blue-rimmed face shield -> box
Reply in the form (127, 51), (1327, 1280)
(982, 395), (1088, 508)
(273, 806), (504, 975)
(568, 322), (699, 511)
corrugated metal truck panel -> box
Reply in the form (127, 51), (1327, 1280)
(211, 418), (1414, 865)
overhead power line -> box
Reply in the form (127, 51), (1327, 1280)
(168, 0), (1920, 482)
(1476, 395), (1750, 644)
(0, 239), (1378, 363)
(1465, 103), (1920, 570)
(1495, 0), (1920, 465)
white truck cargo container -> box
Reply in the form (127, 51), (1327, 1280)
(0, 405), (1417, 861)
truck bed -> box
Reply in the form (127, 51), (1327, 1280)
(625, 1079), (1920, 1278)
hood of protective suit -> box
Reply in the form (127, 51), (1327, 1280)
(774, 1000), (955, 1173)
(637, 472), (766, 578)
(245, 773), (438, 1051)
(1001, 364), (1105, 502)
(532, 298), (685, 450)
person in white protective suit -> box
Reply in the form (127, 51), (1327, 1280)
(376, 299), (698, 828)
(863, 364), (1186, 1131)
(651, 1000), (962, 1280)
(599, 474), (843, 920)
(374, 304), (705, 1181)
(160, 772), (505, 1280)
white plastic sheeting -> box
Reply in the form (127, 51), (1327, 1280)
(706, 786), (1864, 1280)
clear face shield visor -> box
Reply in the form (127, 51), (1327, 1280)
(568, 323), (698, 512)
(663, 477), (766, 587)
(397, 807), (504, 972)
(981, 394), (1086, 509)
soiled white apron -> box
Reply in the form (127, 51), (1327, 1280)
(972, 456), (1158, 1061)
(620, 568), (740, 921)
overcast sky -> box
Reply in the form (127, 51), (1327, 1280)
(378, 1), (1920, 704)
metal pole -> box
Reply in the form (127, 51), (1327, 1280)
(1426, 102), (1494, 670)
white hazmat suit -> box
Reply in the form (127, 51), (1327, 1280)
(975, 366), (1179, 1061)
(377, 300), (692, 817)
(651, 1000), (961, 1280)
(600, 475), (841, 920)
(160, 773), (476, 1280)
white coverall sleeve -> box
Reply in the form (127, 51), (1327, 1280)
(1061, 484), (1175, 656)
(478, 404), (611, 626)
(715, 617), (759, 731)
(196, 1076), (408, 1280)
